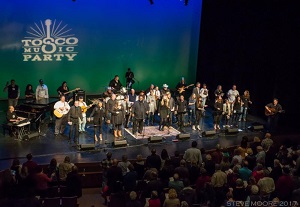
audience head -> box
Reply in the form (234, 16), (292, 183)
(246, 148), (253, 155)
(72, 165), (78, 173)
(251, 185), (259, 195)
(64, 156), (71, 163)
(50, 158), (57, 167)
(161, 149), (169, 160)
(129, 191), (137, 200)
(282, 167), (290, 175)
(121, 154), (128, 162)
(112, 159), (118, 166)
(180, 159), (186, 167)
(215, 164), (221, 171)
(174, 150), (180, 157)
(151, 148), (156, 155)
(36, 165), (43, 173)
(106, 152), (112, 159)
(191, 141), (197, 148)
(168, 188), (178, 199)
(173, 173), (180, 181)
(151, 190), (158, 199)
(26, 153), (33, 161)
(136, 154), (143, 162)
(265, 133), (271, 139)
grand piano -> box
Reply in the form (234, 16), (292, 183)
(15, 98), (58, 130)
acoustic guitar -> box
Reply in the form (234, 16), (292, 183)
(177, 84), (194, 94)
(265, 107), (285, 116)
(53, 98), (73, 118)
(81, 104), (94, 113)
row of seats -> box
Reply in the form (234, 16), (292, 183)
(40, 196), (78, 207)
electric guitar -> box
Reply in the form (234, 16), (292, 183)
(53, 98), (73, 118)
(177, 84), (194, 94)
(81, 104), (94, 113)
(59, 87), (80, 97)
(265, 107), (285, 116)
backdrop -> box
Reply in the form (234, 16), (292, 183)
(0, 0), (202, 99)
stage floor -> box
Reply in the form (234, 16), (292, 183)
(0, 103), (267, 171)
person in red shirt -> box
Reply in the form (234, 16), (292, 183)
(276, 167), (293, 201)
(22, 153), (38, 175)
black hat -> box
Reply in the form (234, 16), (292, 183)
(39, 79), (43, 83)
(79, 96), (83, 99)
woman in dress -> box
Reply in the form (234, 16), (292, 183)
(158, 94), (170, 131)
(88, 101), (105, 142)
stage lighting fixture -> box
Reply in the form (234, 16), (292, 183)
(149, 0), (154, 5)
(184, 0), (189, 6)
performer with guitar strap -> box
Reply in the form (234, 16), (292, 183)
(175, 77), (194, 99)
(265, 98), (284, 133)
(53, 95), (70, 136)
(78, 96), (93, 133)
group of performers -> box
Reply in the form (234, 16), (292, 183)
(3, 72), (284, 144)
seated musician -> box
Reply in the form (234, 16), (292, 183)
(6, 106), (25, 136)
(109, 75), (123, 94)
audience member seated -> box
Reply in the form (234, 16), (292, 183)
(118, 154), (131, 176)
(66, 165), (82, 198)
(125, 191), (142, 207)
(58, 156), (74, 183)
(145, 148), (162, 172)
(123, 164), (138, 192)
(232, 178), (247, 201)
(22, 153), (38, 176)
(144, 190), (161, 207)
(162, 188), (180, 207)
(133, 154), (145, 180)
(168, 173), (184, 194)
(45, 158), (59, 186)
(32, 165), (53, 197)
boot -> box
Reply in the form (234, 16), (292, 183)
(192, 125), (196, 130)
(118, 130), (122, 137)
(94, 134), (98, 142)
(99, 134), (102, 141)
(114, 130), (118, 138)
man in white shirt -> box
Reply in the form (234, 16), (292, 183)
(53, 95), (70, 136)
(227, 84), (239, 108)
(199, 83), (209, 106)
(36, 79), (49, 103)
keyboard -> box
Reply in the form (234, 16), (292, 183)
(13, 118), (29, 125)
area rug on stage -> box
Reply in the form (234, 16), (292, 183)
(125, 126), (181, 139)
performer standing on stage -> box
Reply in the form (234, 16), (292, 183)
(176, 94), (187, 132)
(36, 79), (49, 101)
(176, 77), (187, 98)
(231, 95), (243, 126)
(167, 92), (176, 127)
(131, 94), (149, 135)
(53, 95), (70, 136)
(123, 95), (131, 128)
(78, 96), (90, 133)
(68, 100), (83, 146)
(192, 82), (201, 99)
(214, 84), (224, 102)
(88, 101), (105, 142)
(3, 79), (20, 107)
(265, 98), (283, 133)
(222, 99), (232, 127)
(213, 96), (223, 130)
(125, 68), (135, 89)
(158, 94), (170, 131)
(111, 101), (125, 139)
(200, 83), (209, 106)
(25, 84), (35, 102)
(146, 89), (157, 126)
(240, 90), (252, 121)
(109, 75), (123, 94)
(105, 93), (117, 134)
(160, 84), (170, 97)
(195, 96), (206, 131)
(227, 84), (239, 109)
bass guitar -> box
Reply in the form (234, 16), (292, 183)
(265, 107), (285, 116)
(177, 84), (194, 94)
(53, 98), (73, 118)
(59, 88), (80, 97)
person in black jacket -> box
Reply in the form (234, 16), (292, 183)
(88, 101), (105, 143)
(131, 94), (149, 135)
(68, 101), (83, 146)
(66, 165), (82, 198)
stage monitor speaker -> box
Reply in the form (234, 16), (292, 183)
(23, 132), (39, 140)
(79, 143), (95, 150)
(226, 128), (239, 135)
(202, 130), (216, 137)
(73, 90), (86, 101)
(113, 139), (128, 147)
(148, 136), (163, 143)
(176, 133), (190, 140)
(252, 125), (264, 131)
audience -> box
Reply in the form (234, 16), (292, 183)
(0, 134), (299, 207)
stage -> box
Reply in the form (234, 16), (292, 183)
(0, 98), (269, 171)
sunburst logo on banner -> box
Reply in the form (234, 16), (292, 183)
(21, 19), (79, 61)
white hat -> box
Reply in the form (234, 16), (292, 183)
(107, 87), (112, 90)
(163, 84), (168, 88)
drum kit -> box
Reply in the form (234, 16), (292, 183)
(116, 87), (127, 104)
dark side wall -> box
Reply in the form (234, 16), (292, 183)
(197, 0), (300, 133)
